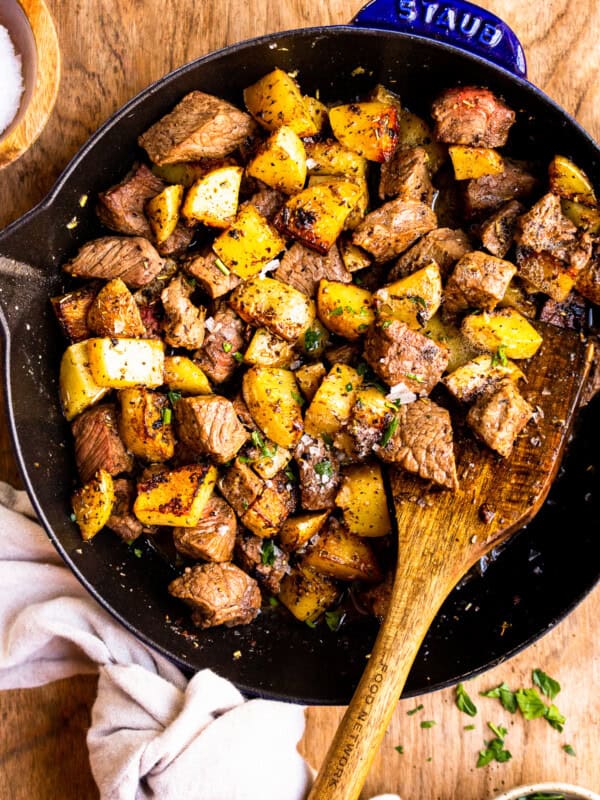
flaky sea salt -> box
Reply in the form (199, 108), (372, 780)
(0, 25), (24, 137)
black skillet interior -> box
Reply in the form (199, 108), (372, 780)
(0, 27), (598, 705)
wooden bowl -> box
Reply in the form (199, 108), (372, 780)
(0, 0), (60, 169)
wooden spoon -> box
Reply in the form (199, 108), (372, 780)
(307, 323), (593, 800)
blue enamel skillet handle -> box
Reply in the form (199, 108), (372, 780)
(352, 0), (527, 78)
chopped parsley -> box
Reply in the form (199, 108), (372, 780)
(456, 683), (478, 717)
(477, 733), (512, 767)
(238, 455), (252, 464)
(464, 724), (476, 731)
(532, 668), (561, 700)
(284, 466), (296, 482)
(487, 722), (508, 739)
(420, 720), (436, 729)
(394, 745), (404, 754)
(222, 341), (233, 353)
(214, 257), (230, 276)
(251, 430), (277, 459)
(161, 407), (172, 425)
(491, 344), (508, 367)
(291, 390), (305, 406)
(133, 548), (143, 558)
(562, 744), (576, 756)
(406, 704), (424, 716)
(329, 306), (344, 316)
(380, 319), (393, 329)
(268, 596), (279, 607)
(260, 539), (276, 566)
(233, 351), (244, 363)
(480, 681), (518, 714)
(345, 382), (353, 392)
(544, 703), (566, 732)
(305, 619), (317, 629)
(167, 390), (182, 405)
(380, 415), (399, 447)
(304, 327), (323, 352)
(409, 294), (427, 309)
(325, 608), (345, 632)
(515, 688), (547, 720)
(322, 433), (334, 447)
(405, 372), (425, 383)
(314, 459), (334, 480)
(69, 512), (76, 522)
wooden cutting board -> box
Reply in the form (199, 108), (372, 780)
(0, 2), (599, 798)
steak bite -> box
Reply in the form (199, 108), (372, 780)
(194, 304), (245, 384)
(352, 198), (437, 263)
(175, 395), (249, 464)
(379, 145), (434, 204)
(138, 90), (256, 165)
(364, 320), (449, 395)
(294, 434), (341, 510)
(168, 562), (261, 628)
(106, 478), (144, 542)
(184, 249), (241, 299)
(71, 404), (133, 484)
(539, 292), (587, 331)
(64, 236), (165, 288)
(274, 242), (350, 297)
(389, 227), (472, 280)
(464, 158), (538, 218)
(242, 186), (286, 220)
(467, 379), (534, 458)
(378, 398), (458, 490)
(235, 532), (289, 594)
(444, 250), (516, 314)
(479, 199), (524, 258)
(172, 496), (237, 562)
(576, 239), (600, 305)
(218, 458), (265, 517)
(515, 192), (581, 265)
(160, 273), (206, 349)
(431, 86), (515, 148)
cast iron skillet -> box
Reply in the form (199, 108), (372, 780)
(0, 0), (598, 704)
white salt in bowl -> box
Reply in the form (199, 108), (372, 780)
(0, 0), (60, 169)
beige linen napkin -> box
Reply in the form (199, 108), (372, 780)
(0, 482), (399, 800)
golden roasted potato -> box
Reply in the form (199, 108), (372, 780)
(308, 174), (369, 230)
(133, 464), (217, 526)
(422, 314), (478, 372)
(369, 83), (402, 113)
(278, 564), (340, 622)
(517, 250), (575, 302)
(304, 139), (368, 180)
(242, 366), (304, 449)
(303, 94), (328, 132)
(443, 354), (525, 403)
(146, 184), (184, 244)
(182, 165), (243, 228)
(163, 355), (212, 395)
(118, 388), (176, 461)
(303, 523), (382, 582)
(317, 279), (375, 340)
(374, 262), (442, 329)
(246, 125), (307, 195)
(339, 238), (372, 273)
(498, 280), (538, 319)
(461, 308), (543, 359)
(87, 278), (146, 338)
(212, 204), (285, 279)
(294, 362), (327, 403)
(279, 512), (329, 552)
(243, 68), (319, 136)
(87, 337), (165, 388)
(230, 276), (314, 342)
(241, 484), (291, 538)
(348, 386), (394, 445)
(297, 319), (329, 358)
(449, 145), (504, 180)
(51, 286), (96, 343)
(329, 101), (399, 162)
(274, 181), (362, 254)
(560, 198), (600, 233)
(335, 463), (392, 537)
(244, 327), (295, 367)
(248, 441), (292, 481)
(549, 154), (597, 205)
(304, 363), (363, 436)
(59, 341), (110, 421)
(397, 110), (446, 174)
(71, 469), (115, 541)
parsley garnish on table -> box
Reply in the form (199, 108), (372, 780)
(456, 682), (478, 717)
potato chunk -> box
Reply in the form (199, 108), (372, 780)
(443, 354), (525, 403)
(244, 68), (319, 136)
(303, 522), (382, 582)
(242, 366), (304, 449)
(329, 102), (399, 162)
(146, 184), (184, 244)
(397, 110), (446, 174)
(374, 262), (442, 329)
(461, 308), (543, 359)
(278, 564), (340, 623)
(317, 279), (375, 340)
(246, 126), (307, 195)
(304, 363), (363, 437)
(118, 388), (175, 461)
(87, 337), (165, 388)
(548, 154), (597, 205)
(212, 205), (285, 278)
(60, 341), (110, 421)
(181, 165), (243, 228)
(335, 463), (392, 537)
(449, 145), (504, 180)
(133, 464), (217, 526)
(294, 362), (327, 403)
(87, 278), (146, 338)
(304, 140), (368, 180)
(71, 469), (115, 541)
(279, 512), (329, 552)
(229, 276), (314, 342)
(243, 327), (294, 367)
(164, 355), (212, 395)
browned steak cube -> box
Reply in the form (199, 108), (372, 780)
(379, 145), (434, 204)
(51, 286), (97, 343)
(235, 532), (289, 594)
(71, 404), (133, 484)
(516, 193), (580, 264)
(64, 236), (165, 288)
(479, 199), (524, 257)
(467, 379), (533, 458)
(138, 91), (256, 165)
(168, 562), (261, 628)
(389, 227), (472, 280)
(464, 159), (538, 218)
(274, 242), (351, 297)
(172, 496), (237, 562)
(194, 304), (245, 384)
(539, 293), (587, 331)
(576, 239), (600, 305)
(294, 434), (340, 510)
(378, 398), (458, 490)
(352, 198), (437, 263)
(175, 395), (248, 464)
(515, 247), (574, 302)
(218, 458), (265, 517)
(106, 478), (143, 542)
(431, 86), (515, 147)
(160, 274), (205, 349)
(364, 320), (449, 395)
(242, 187), (286, 220)
(184, 249), (241, 299)
(444, 251), (516, 314)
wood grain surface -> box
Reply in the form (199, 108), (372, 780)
(0, 2), (599, 799)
